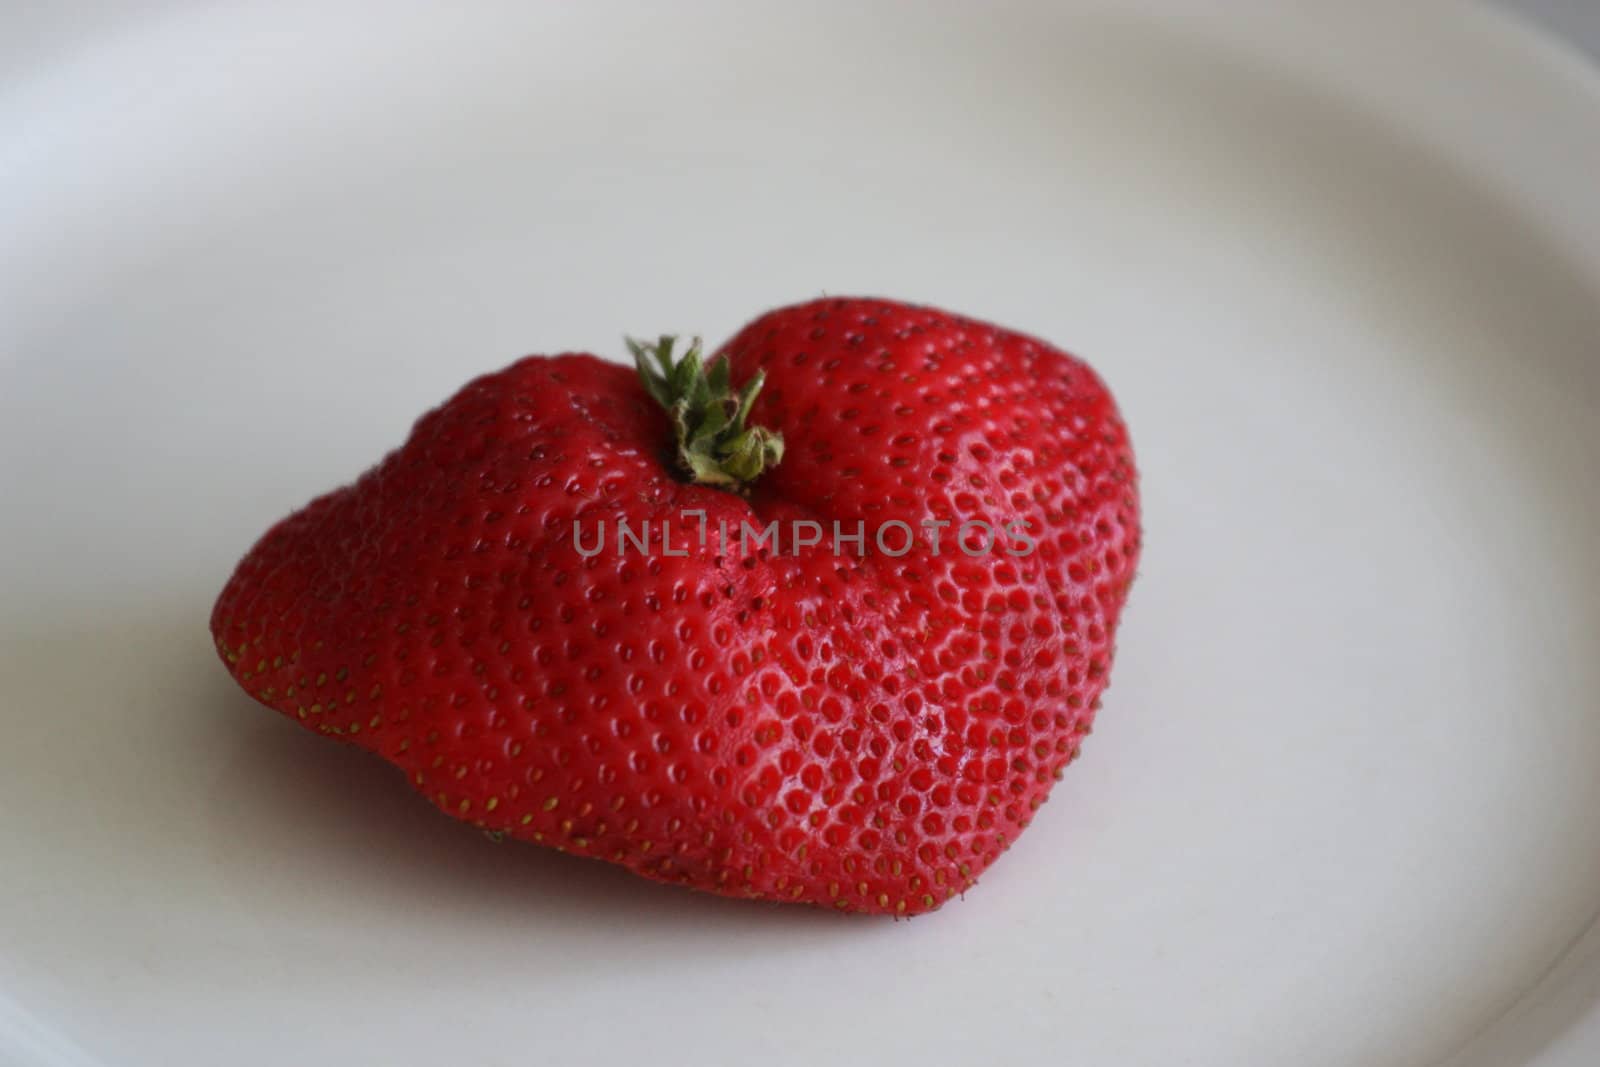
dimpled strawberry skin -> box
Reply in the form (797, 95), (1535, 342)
(211, 297), (1141, 915)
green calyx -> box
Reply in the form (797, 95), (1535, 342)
(628, 335), (784, 492)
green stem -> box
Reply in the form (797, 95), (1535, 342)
(627, 335), (785, 492)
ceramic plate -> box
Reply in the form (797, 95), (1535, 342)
(3, 2), (1599, 1064)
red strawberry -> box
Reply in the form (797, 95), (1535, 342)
(212, 297), (1140, 915)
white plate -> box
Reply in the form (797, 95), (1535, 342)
(3, 2), (1599, 1065)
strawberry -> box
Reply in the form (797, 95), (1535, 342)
(212, 297), (1140, 915)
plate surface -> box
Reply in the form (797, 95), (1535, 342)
(3, 3), (1600, 1065)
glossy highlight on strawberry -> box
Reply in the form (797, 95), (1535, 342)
(211, 297), (1141, 915)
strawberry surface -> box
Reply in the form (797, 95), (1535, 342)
(212, 297), (1140, 915)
